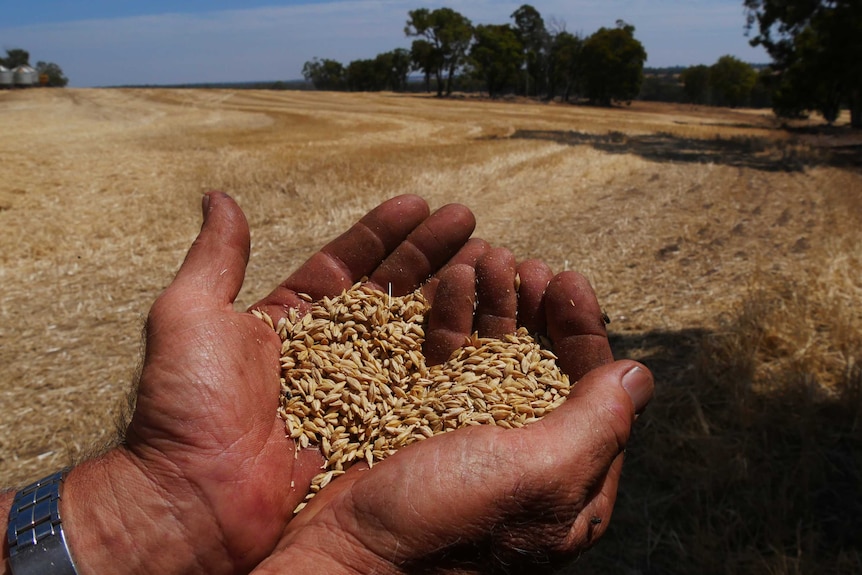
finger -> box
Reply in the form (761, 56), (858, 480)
(253, 195), (431, 318)
(440, 238), (490, 271)
(474, 248), (517, 338)
(424, 264), (476, 365)
(422, 238), (489, 306)
(545, 271), (613, 381)
(289, 194), (431, 295)
(367, 203), (476, 296)
(516, 259), (554, 335)
(167, 191), (250, 309)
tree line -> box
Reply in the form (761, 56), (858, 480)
(0, 48), (68, 87)
(303, 4), (766, 110)
(303, 2), (860, 128)
(637, 56), (773, 109)
(303, 5), (648, 106)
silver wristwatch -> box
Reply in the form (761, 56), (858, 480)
(7, 469), (79, 575)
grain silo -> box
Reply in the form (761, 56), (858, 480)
(13, 65), (38, 87)
(0, 65), (13, 88)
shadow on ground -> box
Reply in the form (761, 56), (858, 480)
(506, 129), (862, 173)
(560, 327), (862, 574)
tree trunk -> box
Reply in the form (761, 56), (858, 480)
(435, 70), (443, 97)
(424, 72), (431, 93)
(445, 65), (456, 96)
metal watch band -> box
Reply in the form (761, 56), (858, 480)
(7, 469), (79, 575)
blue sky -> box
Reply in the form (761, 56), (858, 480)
(1, 1), (768, 87)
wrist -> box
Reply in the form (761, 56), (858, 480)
(1, 492), (13, 575)
(60, 448), (229, 575)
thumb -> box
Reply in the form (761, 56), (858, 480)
(168, 191), (251, 309)
(531, 360), (653, 481)
(559, 359), (653, 421)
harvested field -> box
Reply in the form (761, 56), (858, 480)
(1, 88), (860, 573)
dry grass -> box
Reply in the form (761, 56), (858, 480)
(1, 88), (860, 573)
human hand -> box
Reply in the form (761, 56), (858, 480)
(249, 249), (654, 574)
(59, 192), (484, 575)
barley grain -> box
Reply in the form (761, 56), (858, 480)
(270, 284), (570, 513)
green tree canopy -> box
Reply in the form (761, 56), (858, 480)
(580, 21), (647, 106)
(405, 7), (473, 96)
(381, 48), (411, 92)
(681, 64), (711, 104)
(547, 31), (582, 102)
(409, 39), (440, 93)
(1, 48), (30, 68)
(510, 4), (548, 96)
(750, 67), (774, 108)
(709, 56), (757, 107)
(469, 24), (522, 97)
(35, 61), (68, 87)
(346, 58), (383, 92)
(302, 58), (345, 91)
(745, 0), (862, 126)
(345, 50), (411, 92)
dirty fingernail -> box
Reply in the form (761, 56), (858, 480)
(621, 366), (653, 414)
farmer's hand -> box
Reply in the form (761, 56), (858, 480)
(249, 249), (654, 574)
(53, 192), (483, 575)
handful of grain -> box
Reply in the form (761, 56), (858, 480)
(257, 284), (570, 513)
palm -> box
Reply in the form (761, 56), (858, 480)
(123, 193), (482, 573)
(251, 252), (650, 574)
(129, 302), (308, 570)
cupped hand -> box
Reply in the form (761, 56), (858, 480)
(250, 249), (654, 574)
(108, 192), (484, 574)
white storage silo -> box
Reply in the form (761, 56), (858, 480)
(0, 65), (13, 88)
(13, 65), (38, 87)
